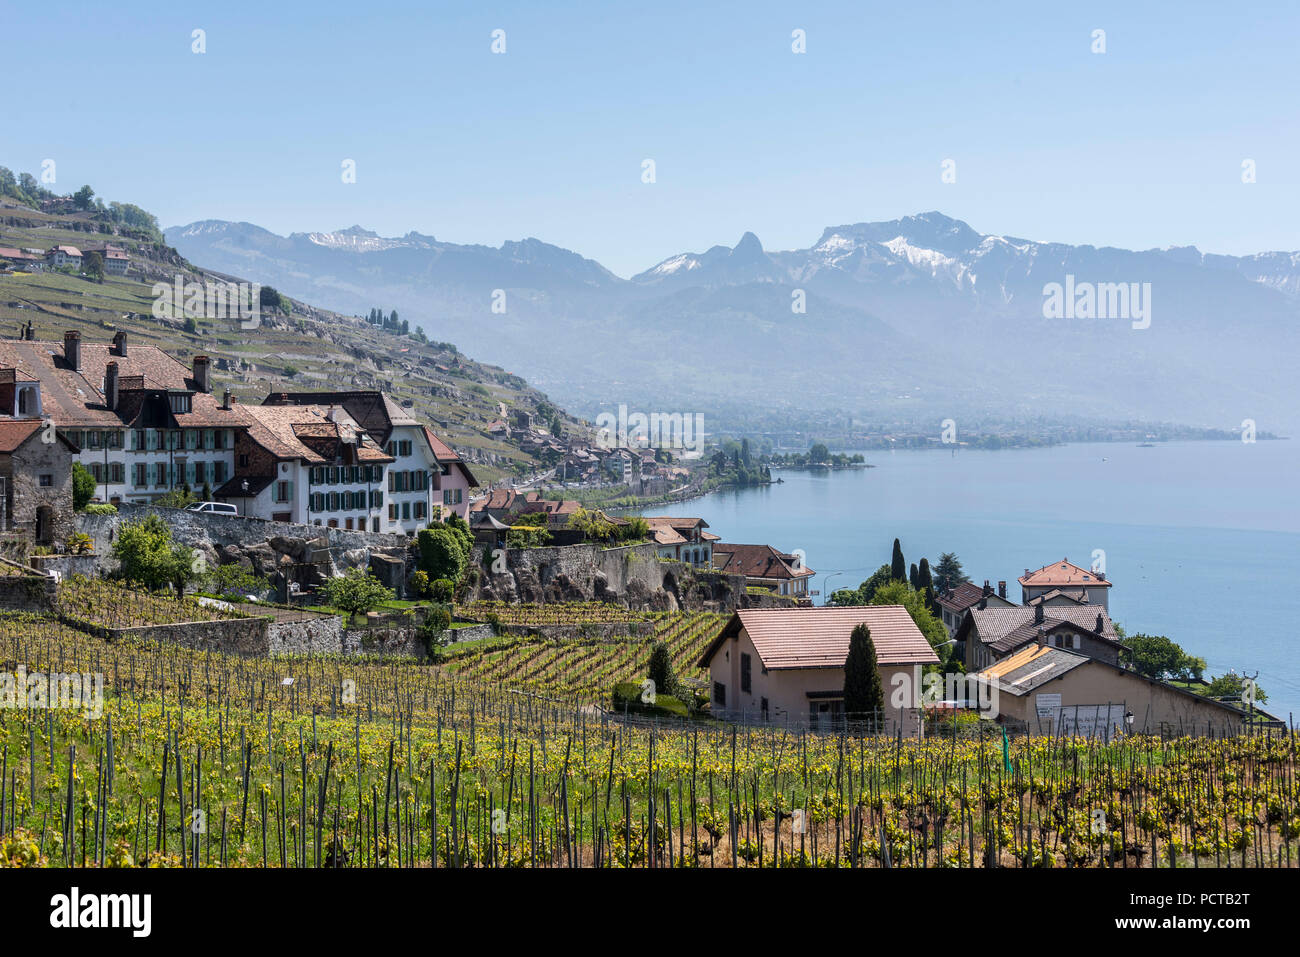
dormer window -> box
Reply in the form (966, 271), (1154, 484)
(169, 393), (192, 414)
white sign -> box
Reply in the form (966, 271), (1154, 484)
(1035, 693), (1061, 717)
(1056, 704), (1127, 736)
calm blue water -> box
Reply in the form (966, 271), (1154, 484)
(645, 440), (1300, 718)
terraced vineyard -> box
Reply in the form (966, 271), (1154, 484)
(55, 576), (249, 629)
(0, 609), (1297, 869)
(442, 611), (725, 703)
(455, 601), (651, 627)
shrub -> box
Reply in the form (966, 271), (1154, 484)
(64, 533), (93, 555)
(320, 569), (394, 616)
(647, 640), (678, 697)
(417, 527), (466, 582)
(83, 503), (117, 515)
(112, 515), (197, 595)
(72, 463), (96, 511)
(430, 577), (455, 603)
(411, 569), (431, 598)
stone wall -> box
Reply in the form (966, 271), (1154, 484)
(0, 564), (56, 613)
(267, 615), (345, 655)
(28, 554), (98, 581)
(72, 616), (272, 656)
(470, 542), (747, 612)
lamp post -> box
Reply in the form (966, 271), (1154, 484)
(240, 479), (249, 518)
(822, 571), (846, 606)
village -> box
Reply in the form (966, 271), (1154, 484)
(0, 330), (1269, 743)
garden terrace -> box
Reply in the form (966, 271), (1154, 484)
(55, 575), (250, 631)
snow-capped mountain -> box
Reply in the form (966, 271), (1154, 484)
(166, 214), (1300, 432)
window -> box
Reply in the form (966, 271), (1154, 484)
(169, 394), (191, 414)
(761, 697), (769, 718)
(38, 474), (53, 488)
(401, 502), (410, 520)
(370, 490), (382, 508)
(740, 653), (751, 693)
(194, 461), (206, 484)
(713, 682), (726, 706)
(135, 464), (147, 487)
(238, 454), (249, 467)
(109, 463), (124, 484)
(274, 481), (291, 504)
(387, 504), (397, 520)
(414, 502), (426, 520)
(213, 461), (227, 483)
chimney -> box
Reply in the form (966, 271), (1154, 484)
(105, 361), (119, 411)
(221, 388), (231, 411)
(1094, 613), (1105, 635)
(982, 580), (992, 597)
(192, 355), (211, 393)
(1033, 602), (1044, 625)
(25, 320), (33, 341)
(63, 330), (81, 371)
(998, 580), (1007, 599)
(977, 597), (987, 611)
(1024, 568), (1030, 578)
(1037, 627), (1049, 648)
(112, 330), (128, 357)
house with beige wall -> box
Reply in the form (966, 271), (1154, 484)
(698, 607), (940, 734)
(1019, 559), (1111, 610)
(974, 641), (1248, 737)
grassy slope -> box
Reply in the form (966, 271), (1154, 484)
(0, 197), (583, 485)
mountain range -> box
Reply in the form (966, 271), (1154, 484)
(166, 213), (1300, 435)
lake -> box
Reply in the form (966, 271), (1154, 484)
(644, 440), (1300, 718)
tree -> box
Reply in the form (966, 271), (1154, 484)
(870, 580), (948, 648)
(418, 526), (467, 582)
(890, 538), (906, 582)
(808, 443), (830, 464)
(1123, 633), (1204, 681)
(321, 569), (394, 616)
(843, 623), (884, 721)
(909, 562), (919, 589)
(933, 552), (970, 593)
(73, 185), (95, 209)
(83, 250), (104, 281)
(112, 515), (195, 594)
(830, 564), (892, 606)
(72, 462), (97, 511)
(1201, 672), (1267, 705)
(647, 640), (678, 698)
(259, 285), (285, 313)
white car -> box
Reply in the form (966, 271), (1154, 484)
(184, 501), (238, 515)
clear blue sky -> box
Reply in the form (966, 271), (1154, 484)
(5, 0), (1298, 276)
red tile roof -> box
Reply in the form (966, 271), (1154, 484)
(701, 607), (939, 671)
(1019, 559), (1111, 589)
(0, 419), (44, 453)
(712, 543), (813, 581)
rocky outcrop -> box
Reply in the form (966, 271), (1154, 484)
(470, 542), (747, 612)
(75, 504), (411, 594)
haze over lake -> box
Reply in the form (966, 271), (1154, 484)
(646, 439), (1299, 718)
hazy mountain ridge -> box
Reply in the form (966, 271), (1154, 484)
(167, 213), (1300, 433)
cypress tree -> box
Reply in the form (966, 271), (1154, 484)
(843, 623), (884, 724)
(909, 562), (919, 589)
(890, 538), (906, 582)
